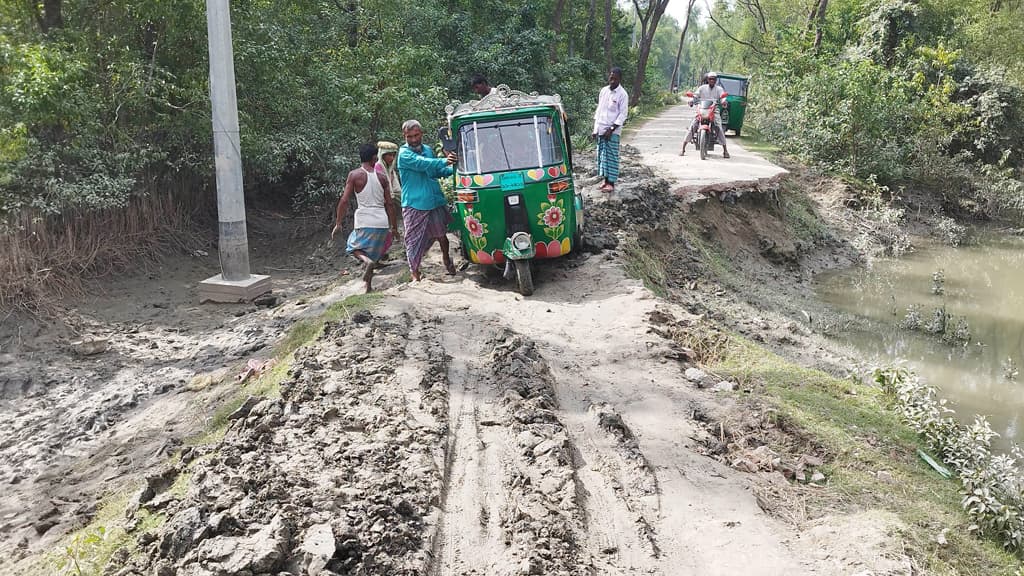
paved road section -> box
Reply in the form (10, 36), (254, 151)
(625, 103), (787, 195)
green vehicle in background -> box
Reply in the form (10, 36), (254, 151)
(712, 72), (750, 137)
(439, 85), (583, 296)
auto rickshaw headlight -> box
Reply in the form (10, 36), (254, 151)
(512, 232), (532, 251)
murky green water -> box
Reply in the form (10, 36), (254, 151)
(816, 236), (1024, 447)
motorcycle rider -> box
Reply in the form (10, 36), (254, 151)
(680, 71), (730, 158)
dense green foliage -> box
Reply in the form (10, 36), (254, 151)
(686, 0), (1024, 218)
(0, 1), (688, 216)
(877, 367), (1024, 555)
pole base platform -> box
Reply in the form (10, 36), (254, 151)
(199, 274), (271, 303)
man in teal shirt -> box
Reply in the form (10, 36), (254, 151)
(397, 119), (458, 281)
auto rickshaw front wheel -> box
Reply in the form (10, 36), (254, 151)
(514, 260), (534, 296)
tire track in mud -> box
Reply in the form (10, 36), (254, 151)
(430, 323), (587, 576)
(559, 394), (665, 573)
(433, 323), (513, 574)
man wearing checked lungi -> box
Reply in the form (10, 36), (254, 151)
(397, 119), (458, 281)
(592, 67), (629, 193)
(332, 143), (398, 293)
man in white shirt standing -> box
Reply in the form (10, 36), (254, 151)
(592, 67), (629, 193)
(680, 71), (730, 158)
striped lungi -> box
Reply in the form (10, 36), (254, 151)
(403, 205), (451, 273)
(346, 227), (392, 262)
(596, 134), (621, 183)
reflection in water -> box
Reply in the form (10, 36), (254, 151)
(817, 236), (1024, 447)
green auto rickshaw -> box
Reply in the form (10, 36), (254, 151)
(441, 85), (583, 296)
(713, 72), (750, 137)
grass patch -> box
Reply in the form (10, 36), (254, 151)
(735, 125), (780, 157)
(323, 292), (382, 322)
(29, 488), (168, 576)
(276, 318), (322, 358)
(676, 216), (735, 284)
(193, 292), (384, 445)
(780, 184), (829, 244)
(620, 234), (668, 297)
(708, 335), (1020, 575)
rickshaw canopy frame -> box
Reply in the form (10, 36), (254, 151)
(446, 84), (567, 123)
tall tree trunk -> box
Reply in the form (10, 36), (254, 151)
(629, 0), (670, 106)
(33, 0), (63, 34)
(603, 0), (613, 72)
(346, 1), (359, 48)
(812, 0), (828, 50)
(584, 0), (598, 59)
(669, 0), (697, 90)
(551, 0), (569, 62)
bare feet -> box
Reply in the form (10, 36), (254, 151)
(411, 270), (422, 282)
(361, 262), (375, 292)
(442, 253), (457, 275)
(679, 148), (686, 156)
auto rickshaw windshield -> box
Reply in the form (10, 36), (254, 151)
(716, 77), (747, 97)
(457, 115), (564, 174)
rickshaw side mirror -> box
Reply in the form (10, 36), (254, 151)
(437, 125), (457, 153)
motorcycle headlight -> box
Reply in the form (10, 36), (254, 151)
(512, 232), (532, 251)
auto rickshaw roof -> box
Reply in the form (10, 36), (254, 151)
(711, 71), (749, 81)
(446, 84), (566, 122)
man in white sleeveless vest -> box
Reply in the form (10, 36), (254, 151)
(332, 143), (398, 292)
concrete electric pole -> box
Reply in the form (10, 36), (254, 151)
(199, 0), (270, 302)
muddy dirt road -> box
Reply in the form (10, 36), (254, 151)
(2, 112), (907, 575)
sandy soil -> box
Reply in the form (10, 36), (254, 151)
(1, 120), (912, 575)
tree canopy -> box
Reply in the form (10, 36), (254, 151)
(0, 0), (686, 217)
(681, 0), (1024, 216)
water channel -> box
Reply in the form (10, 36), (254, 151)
(816, 234), (1024, 448)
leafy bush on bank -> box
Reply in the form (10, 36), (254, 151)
(875, 367), (1024, 553)
(739, 1), (1024, 221)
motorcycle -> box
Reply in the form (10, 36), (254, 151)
(685, 91), (728, 160)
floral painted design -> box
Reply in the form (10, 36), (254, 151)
(537, 198), (566, 241)
(465, 214), (485, 238)
(542, 205), (564, 228)
(464, 210), (489, 252)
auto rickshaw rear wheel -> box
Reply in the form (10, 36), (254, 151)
(514, 260), (534, 296)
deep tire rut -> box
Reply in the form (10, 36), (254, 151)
(431, 324), (587, 576)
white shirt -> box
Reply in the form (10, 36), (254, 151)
(696, 84), (727, 101)
(354, 168), (390, 229)
(592, 84), (629, 136)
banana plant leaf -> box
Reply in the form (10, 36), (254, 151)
(917, 449), (953, 478)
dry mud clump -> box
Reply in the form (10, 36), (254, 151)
(119, 311), (450, 575)
(117, 313), (590, 575)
